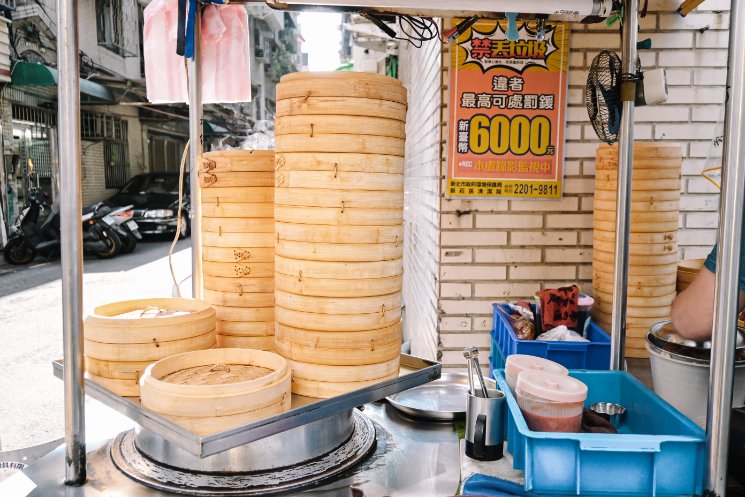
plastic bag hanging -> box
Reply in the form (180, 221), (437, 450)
(201, 4), (252, 104)
(143, 0), (188, 103)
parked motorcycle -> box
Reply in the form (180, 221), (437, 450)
(91, 204), (141, 255)
(3, 188), (121, 265)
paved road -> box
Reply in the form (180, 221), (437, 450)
(0, 237), (192, 451)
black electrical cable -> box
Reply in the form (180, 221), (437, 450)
(395, 15), (440, 48)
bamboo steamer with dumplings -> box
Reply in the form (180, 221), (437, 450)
(140, 348), (291, 435)
(274, 72), (406, 397)
(83, 298), (217, 397)
(199, 150), (276, 351)
(592, 143), (682, 359)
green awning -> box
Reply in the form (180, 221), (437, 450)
(11, 61), (115, 103)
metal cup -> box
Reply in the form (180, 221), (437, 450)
(465, 388), (506, 461)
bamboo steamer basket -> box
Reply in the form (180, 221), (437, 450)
(593, 290), (676, 308)
(202, 261), (275, 279)
(217, 335), (277, 350)
(275, 290), (401, 315)
(276, 72), (407, 105)
(593, 229), (677, 244)
(216, 320), (275, 337)
(201, 150), (275, 172)
(593, 199), (681, 212)
(291, 372), (399, 399)
(85, 356), (153, 380)
(162, 397), (290, 436)
(201, 232), (275, 248)
(84, 298), (216, 344)
(595, 169), (682, 182)
(288, 356), (399, 382)
(200, 171), (275, 189)
(592, 260), (678, 276)
(202, 290), (274, 308)
(276, 135), (405, 157)
(595, 178), (681, 192)
(592, 240), (677, 256)
(593, 209), (680, 224)
(593, 189), (681, 203)
(276, 223), (403, 244)
(201, 202), (274, 219)
(276, 239), (403, 262)
(275, 116), (406, 138)
(200, 186), (274, 204)
(276, 305), (402, 332)
(276, 97), (407, 121)
(202, 246), (275, 263)
(213, 305), (274, 323)
(275, 256), (403, 279)
(203, 276), (274, 294)
(593, 304), (672, 319)
(86, 372), (140, 397)
(593, 280), (677, 297)
(275, 187), (404, 210)
(274, 321), (402, 366)
(592, 248), (679, 266)
(85, 329), (217, 362)
(593, 270), (677, 287)
(597, 142), (683, 159)
(275, 152), (404, 174)
(593, 219), (679, 233)
(275, 272), (403, 297)
(276, 169), (403, 191)
(275, 205), (403, 226)
(595, 158), (683, 171)
(202, 217), (275, 233)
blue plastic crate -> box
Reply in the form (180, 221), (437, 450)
(494, 369), (705, 496)
(491, 303), (610, 371)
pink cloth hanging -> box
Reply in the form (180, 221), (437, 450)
(143, 0), (188, 103)
(201, 4), (252, 104)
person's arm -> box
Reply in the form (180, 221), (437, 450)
(672, 267), (745, 341)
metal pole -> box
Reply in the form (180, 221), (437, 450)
(57, 0), (86, 485)
(705, 1), (745, 493)
(609, 0), (639, 371)
(188, 10), (203, 300)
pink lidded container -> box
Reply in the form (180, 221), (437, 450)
(504, 355), (568, 393)
(515, 371), (588, 433)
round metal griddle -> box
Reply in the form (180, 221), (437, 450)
(386, 372), (496, 421)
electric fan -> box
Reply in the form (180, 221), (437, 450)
(586, 50), (623, 145)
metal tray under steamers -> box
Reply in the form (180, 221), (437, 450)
(52, 354), (440, 458)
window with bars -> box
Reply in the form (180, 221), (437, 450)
(81, 112), (130, 189)
(96, 0), (124, 55)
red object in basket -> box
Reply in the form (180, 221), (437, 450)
(538, 285), (579, 331)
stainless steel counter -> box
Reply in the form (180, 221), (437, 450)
(0, 401), (461, 497)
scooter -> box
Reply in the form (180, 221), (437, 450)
(3, 188), (121, 265)
(92, 204), (141, 255)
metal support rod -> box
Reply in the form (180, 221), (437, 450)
(705, 1), (745, 492)
(188, 10), (204, 300)
(57, 0), (86, 484)
(609, 0), (639, 371)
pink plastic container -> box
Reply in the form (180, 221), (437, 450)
(504, 355), (568, 393)
(515, 371), (588, 433)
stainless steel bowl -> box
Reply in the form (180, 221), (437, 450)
(648, 320), (745, 350)
(588, 402), (626, 429)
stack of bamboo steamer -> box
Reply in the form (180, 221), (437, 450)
(677, 258), (705, 293)
(83, 298), (216, 396)
(199, 150), (276, 351)
(592, 143), (682, 358)
(274, 72), (406, 398)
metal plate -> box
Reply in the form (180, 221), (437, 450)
(386, 372), (495, 421)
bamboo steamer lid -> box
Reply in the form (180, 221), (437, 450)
(203, 290), (273, 308)
(592, 199), (681, 212)
(201, 202), (274, 219)
(202, 217), (275, 234)
(202, 261), (274, 279)
(201, 232), (275, 248)
(593, 270), (677, 287)
(200, 187), (274, 204)
(277, 72), (407, 105)
(594, 189), (681, 203)
(276, 152), (404, 174)
(276, 134), (404, 157)
(216, 320), (275, 337)
(592, 290), (675, 308)
(84, 298), (216, 344)
(276, 169), (403, 191)
(592, 240), (677, 256)
(592, 260), (677, 275)
(593, 209), (680, 224)
(213, 305), (274, 323)
(595, 178), (681, 192)
(597, 142), (683, 159)
(593, 280), (677, 297)
(275, 205), (404, 226)
(275, 256), (403, 279)
(593, 229), (677, 244)
(593, 219), (679, 233)
(275, 187), (404, 209)
(595, 158), (683, 171)
(595, 168), (682, 182)
(291, 372), (399, 399)
(216, 335), (277, 350)
(275, 290), (401, 315)
(275, 272), (403, 297)
(288, 356), (400, 382)
(86, 372), (140, 397)
(85, 329), (216, 362)
(276, 97), (407, 121)
(275, 115), (406, 139)
(276, 222), (403, 244)
(276, 239), (404, 262)
(203, 275), (274, 294)
(592, 248), (679, 266)
(202, 150), (275, 171)
(85, 356), (153, 380)
(202, 246), (275, 263)
(276, 305), (402, 332)
(199, 171), (274, 189)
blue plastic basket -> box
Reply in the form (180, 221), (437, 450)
(489, 303), (610, 376)
(494, 369), (705, 496)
